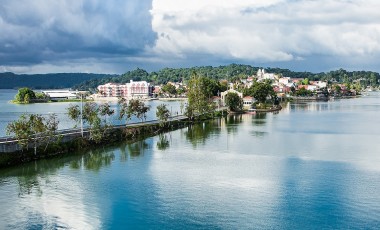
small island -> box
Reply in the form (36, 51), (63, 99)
(11, 87), (92, 104)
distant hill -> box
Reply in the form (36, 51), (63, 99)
(72, 64), (380, 90)
(0, 72), (118, 89)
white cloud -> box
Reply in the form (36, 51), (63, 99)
(151, 0), (380, 64)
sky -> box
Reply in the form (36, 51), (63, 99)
(1, 0), (380, 74)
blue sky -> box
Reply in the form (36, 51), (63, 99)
(1, 0), (380, 74)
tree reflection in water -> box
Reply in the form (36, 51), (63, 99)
(118, 139), (150, 161)
(184, 119), (221, 147)
(252, 112), (267, 126)
(127, 140), (149, 158)
(0, 159), (67, 197)
(157, 134), (170, 150)
(226, 114), (243, 134)
(70, 149), (115, 172)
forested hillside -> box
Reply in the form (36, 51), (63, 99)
(72, 64), (380, 91)
(2, 64), (379, 90)
(0, 72), (117, 89)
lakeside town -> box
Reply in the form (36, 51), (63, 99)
(14, 68), (377, 113)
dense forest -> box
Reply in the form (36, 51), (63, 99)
(0, 72), (117, 89)
(72, 64), (380, 91)
(1, 64), (379, 90)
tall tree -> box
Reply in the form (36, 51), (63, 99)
(156, 104), (170, 128)
(225, 92), (243, 112)
(186, 72), (213, 118)
(252, 82), (275, 103)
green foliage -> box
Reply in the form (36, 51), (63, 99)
(156, 104), (170, 128)
(128, 99), (151, 122)
(157, 134), (170, 150)
(161, 83), (177, 95)
(6, 113), (59, 153)
(66, 102), (114, 143)
(118, 98), (150, 123)
(334, 85), (342, 94)
(15, 87), (36, 103)
(302, 78), (310, 85)
(24, 94), (31, 103)
(67, 104), (81, 124)
(296, 87), (313, 96)
(186, 72), (214, 119)
(225, 92), (243, 112)
(252, 82), (275, 103)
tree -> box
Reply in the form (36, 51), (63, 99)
(334, 85), (342, 94)
(225, 92), (243, 112)
(156, 104), (170, 128)
(118, 98), (129, 122)
(161, 83), (177, 96)
(302, 78), (310, 85)
(98, 103), (114, 123)
(118, 98), (150, 124)
(24, 93), (31, 104)
(186, 72), (213, 118)
(67, 102), (114, 143)
(296, 87), (313, 96)
(6, 114), (33, 151)
(15, 87), (36, 103)
(6, 113), (60, 154)
(252, 82), (275, 103)
(127, 99), (151, 122)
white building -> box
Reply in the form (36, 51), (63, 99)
(243, 96), (255, 109)
(97, 80), (150, 98)
(257, 68), (278, 81)
(312, 81), (328, 89)
(42, 90), (78, 100)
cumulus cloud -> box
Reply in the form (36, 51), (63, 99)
(151, 0), (380, 69)
(0, 0), (156, 69)
(1, 0), (380, 73)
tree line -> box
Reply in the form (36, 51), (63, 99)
(2, 64), (378, 90)
(72, 65), (380, 91)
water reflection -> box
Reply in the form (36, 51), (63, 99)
(289, 102), (329, 112)
(252, 113), (267, 126)
(157, 134), (170, 150)
(225, 115), (243, 134)
(70, 150), (115, 171)
(127, 140), (150, 158)
(185, 120), (221, 147)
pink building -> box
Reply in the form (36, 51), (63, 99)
(97, 80), (150, 98)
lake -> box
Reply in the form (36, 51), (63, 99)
(0, 89), (183, 137)
(0, 91), (380, 229)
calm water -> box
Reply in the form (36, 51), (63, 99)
(0, 92), (380, 229)
(0, 89), (182, 136)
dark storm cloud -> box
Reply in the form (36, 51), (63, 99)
(0, 0), (157, 66)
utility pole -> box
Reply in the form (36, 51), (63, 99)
(80, 93), (83, 137)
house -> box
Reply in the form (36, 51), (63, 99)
(243, 96), (255, 109)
